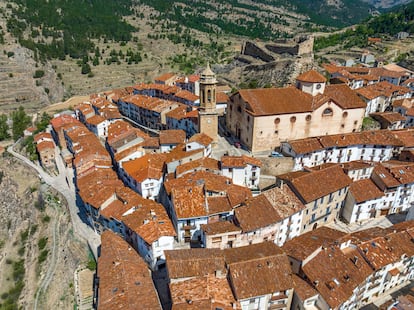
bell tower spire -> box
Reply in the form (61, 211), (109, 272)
(198, 63), (218, 142)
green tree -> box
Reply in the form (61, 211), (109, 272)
(0, 114), (10, 140)
(81, 63), (91, 75)
(12, 107), (31, 141)
(36, 112), (51, 133)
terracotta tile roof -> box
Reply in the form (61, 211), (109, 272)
(221, 155), (261, 168)
(164, 144), (204, 164)
(201, 221), (241, 235)
(227, 249), (293, 299)
(165, 248), (225, 279)
(154, 72), (177, 82)
(356, 86), (384, 100)
(122, 153), (166, 182)
(142, 137), (160, 148)
(402, 78), (414, 86)
(97, 231), (161, 310)
(390, 129), (414, 147)
(223, 240), (284, 265)
(34, 132), (53, 143)
(292, 274), (319, 301)
(296, 70), (327, 83)
(282, 227), (347, 261)
(207, 196), (232, 215)
(323, 84), (366, 109)
(262, 185), (306, 218)
(50, 114), (79, 131)
(287, 137), (324, 155)
(175, 157), (220, 177)
(171, 184), (207, 219)
(159, 129), (186, 145)
(166, 171), (251, 219)
(216, 92), (230, 103)
(349, 179), (384, 203)
(166, 105), (198, 120)
(100, 107), (122, 120)
(235, 186), (306, 233)
(170, 275), (239, 310)
(279, 165), (352, 203)
(86, 114), (106, 126)
(123, 94), (178, 113)
(235, 195), (282, 232)
(107, 120), (148, 147)
(302, 245), (372, 309)
(371, 67), (406, 79)
(407, 107), (414, 116)
(351, 225), (414, 270)
(289, 129), (404, 154)
(188, 133), (213, 146)
(237, 86), (315, 116)
(370, 112), (406, 123)
(121, 194), (176, 244)
(341, 160), (373, 172)
(36, 140), (55, 152)
(174, 90), (199, 102)
(372, 163), (402, 189)
(164, 171), (232, 195)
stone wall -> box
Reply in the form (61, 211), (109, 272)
(241, 41), (275, 62)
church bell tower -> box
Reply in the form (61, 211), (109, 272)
(198, 63), (218, 142)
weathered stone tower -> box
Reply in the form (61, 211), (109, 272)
(198, 63), (218, 142)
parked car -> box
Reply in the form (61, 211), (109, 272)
(269, 151), (283, 158)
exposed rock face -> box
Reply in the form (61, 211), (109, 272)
(0, 47), (64, 114)
(362, 0), (411, 8)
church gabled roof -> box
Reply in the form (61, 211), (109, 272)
(296, 70), (327, 83)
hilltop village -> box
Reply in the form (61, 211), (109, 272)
(30, 61), (414, 310)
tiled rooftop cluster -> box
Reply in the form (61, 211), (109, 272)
(96, 230), (162, 310)
(41, 65), (414, 310)
(282, 222), (414, 309)
(282, 128), (414, 171)
(165, 242), (294, 309)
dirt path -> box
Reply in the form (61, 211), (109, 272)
(33, 211), (61, 310)
(41, 95), (90, 115)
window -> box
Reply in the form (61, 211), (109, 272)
(274, 118), (280, 125)
(316, 83), (322, 89)
(247, 115), (250, 122)
(342, 111), (348, 117)
(323, 108), (333, 116)
(290, 116), (296, 123)
(306, 114), (312, 121)
(237, 106), (242, 113)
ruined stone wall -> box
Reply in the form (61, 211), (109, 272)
(297, 36), (314, 55)
(241, 41), (275, 62)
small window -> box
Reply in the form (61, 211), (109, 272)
(247, 115), (250, 122)
(274, 118), (280, 125)
(237, 106), (242, 113)
(323, 108), (333, 116)
(354, 120), (358, 125)
(341, 124), (345, 128)
(342, 111), (348, 117)
(306, 114), (312, 121)
(316, 83), (322, 89)
(290, 116), (296, 123)
(274, 130), (278, 135)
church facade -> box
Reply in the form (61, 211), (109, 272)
(226, 70), (367, 153)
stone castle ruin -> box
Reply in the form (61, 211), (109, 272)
(240, 36), (314, 62)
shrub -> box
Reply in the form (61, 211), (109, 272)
(33, 70), (45, 78)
